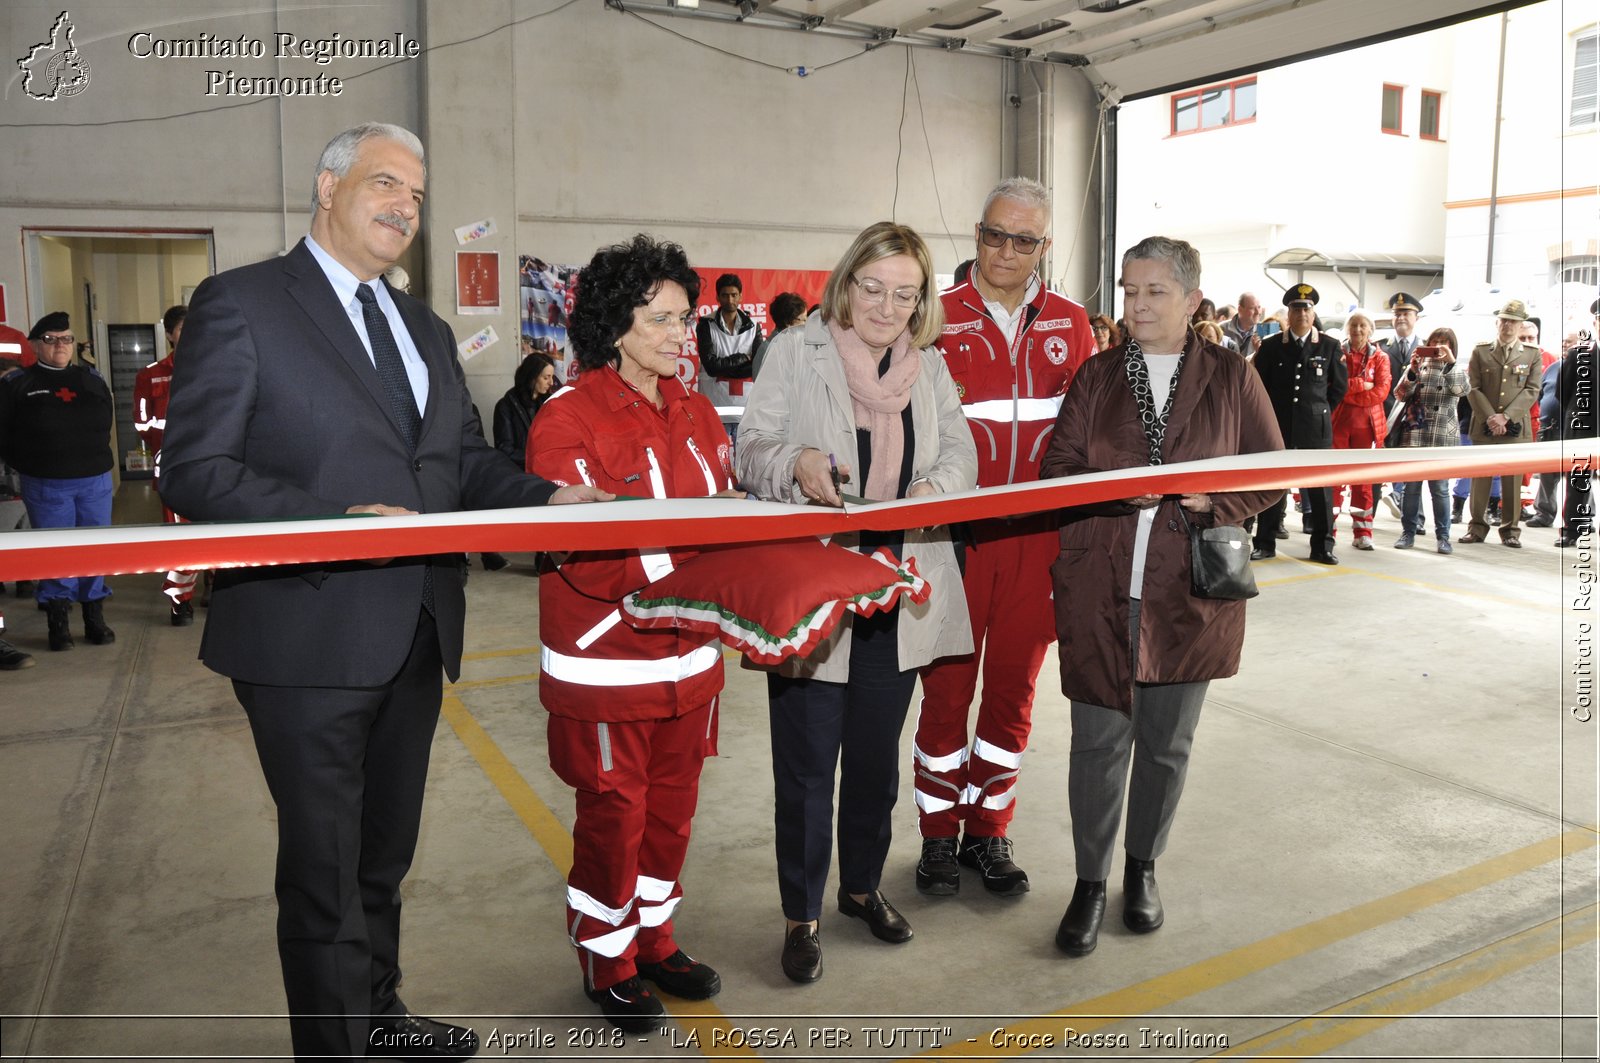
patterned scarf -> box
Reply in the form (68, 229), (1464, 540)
(1123, 337), (1185, 466)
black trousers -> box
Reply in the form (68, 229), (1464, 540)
(1254, 484), (1333, 555)
(234, 609), (443, 1062)
(767, 610), (917, 922)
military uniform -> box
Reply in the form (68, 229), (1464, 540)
(1461, 299), (1541, 545)
(1251, 285), (1347, 560)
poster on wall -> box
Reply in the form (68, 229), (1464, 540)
(518, 256), (579, 383)
(455, 251), (500, 315)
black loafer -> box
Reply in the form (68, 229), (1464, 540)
(367, 1012), (479, 1060)
(1249, 548), (1275, 561)
(780, 924), (822, 983)
(585, 975), (664, 1033)
(637, 948), (721, 999)
(1122, 856), (1164, 934)
(1055, 879), (1106, 957)
(837, 888), (913, 943)
(1308, 551), (1339, 566)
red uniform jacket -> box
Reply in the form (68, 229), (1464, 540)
(936, 280), (1093, 488)
(133, 355), (175, 476)
(530, 365), (734, 722)
(1333, 344), (1391, 441)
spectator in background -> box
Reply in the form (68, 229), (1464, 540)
(1194, 320), (1225, 348)
(1379, 293), (1427, 534)
(0, 312), (116, 651)
(1459, 300), (1540, 548)
(1330, 311), (1390, 551)
(1089, 314), (1120, 353)
(0, 341), (34, 671)
(1190, 298), (1217, 327)
(1221, 292), (1264, 357)
(1391, 327), (1468, 552)
(1521, 316), (1560, 528)
(1555, 299), (1600, 548)
(752, 291), (807, 379)
(695, 273), (761, 417)
(493, 351), (561, 469)
(133, 305), (201, 625)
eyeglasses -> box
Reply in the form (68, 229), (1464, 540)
(641, 311), (695, 333)
(1092, 325), (1111, 334)
(978, 225), (1046, 254)
(850, 276), (921, 309)
(38, 334), (75, 347)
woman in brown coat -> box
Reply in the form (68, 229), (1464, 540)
(1040, 236), (1283, 958)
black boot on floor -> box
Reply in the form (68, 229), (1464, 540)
(1122, 855), (1164, 933)
(83, 600), (115, 645)
(1054, 879), (1106, 957)
(1452, 496), (1465, 523)
(46, 600), (73, 651)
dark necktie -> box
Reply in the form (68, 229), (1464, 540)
(354, 282), (432, 613)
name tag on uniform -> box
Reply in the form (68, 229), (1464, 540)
(1315, 365), (1324, 377)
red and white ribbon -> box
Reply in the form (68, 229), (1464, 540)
(1, 441), (1593, 582)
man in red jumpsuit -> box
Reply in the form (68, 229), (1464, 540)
(132, 305), (199, 624)
(914, 178), (1094, 896)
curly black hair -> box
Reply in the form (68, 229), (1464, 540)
(569, 234), (701, 371)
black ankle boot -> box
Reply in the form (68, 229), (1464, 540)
(83, 600), (115, 645)
(1452, 496), (1465, 523)
(1055, 879), (1106, 956)
(46, 600), (74, 651)
(1122, 855), (1164, 933)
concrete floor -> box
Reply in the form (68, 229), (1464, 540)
(2, 481), (1597, 1062)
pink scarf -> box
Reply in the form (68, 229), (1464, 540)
(828, 320), (920, 502)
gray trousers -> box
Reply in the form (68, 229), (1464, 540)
(1068, 598), (1207, 882)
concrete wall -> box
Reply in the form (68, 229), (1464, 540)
(2, 0), (1073, 417)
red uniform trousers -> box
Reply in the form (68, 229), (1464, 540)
(914, 516), (1056, 839)
(159, 503), (198, 604)
(1332, 410), (1383, 540)
(549, 698), (717, 992)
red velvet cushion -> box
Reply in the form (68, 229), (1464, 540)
(621, 539), (930, 665)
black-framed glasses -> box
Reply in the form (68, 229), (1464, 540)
(38, 333), (75, 346)
(978, 225), (1045, 254)
(850, 275), (922, 309)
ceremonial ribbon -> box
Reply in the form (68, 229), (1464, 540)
(2, 441), (1594, 582)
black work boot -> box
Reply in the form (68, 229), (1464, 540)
(46, 600), (74, 651)
(1054, 879), (1106, 956)
(1122, 855), (1164, 933)
(1452, 496), (1465, 523)
(82, 600), (115, 645)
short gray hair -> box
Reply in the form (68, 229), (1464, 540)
(982, 176), (1052, 221)
(1121, 236), (1201, 293)
(310, 122), (426, 217)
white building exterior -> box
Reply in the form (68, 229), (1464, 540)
(1113, 0), (1597, 343)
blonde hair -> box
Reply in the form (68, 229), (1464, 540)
(1195, 320), (1224, 345)
(820, 221), (945, 349)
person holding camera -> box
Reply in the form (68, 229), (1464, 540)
(1459, 300), (1541, 548)
(1391, 327), (1469, 552)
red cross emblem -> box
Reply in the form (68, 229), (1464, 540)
(54, 387), (77, 403)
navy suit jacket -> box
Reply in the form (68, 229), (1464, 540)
(162, 239), (555, 685)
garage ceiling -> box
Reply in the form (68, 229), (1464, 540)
(620, 0), (1536, 100)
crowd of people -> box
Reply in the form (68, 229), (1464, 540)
(1, 120), (1590, 1061)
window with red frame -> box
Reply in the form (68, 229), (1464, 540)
(1170, 77), (1256, 136)
(1382, 84), (1404, 134)
(1420, 90), (1443, 139)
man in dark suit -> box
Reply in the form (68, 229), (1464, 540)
(1250, 284), (1348, 564)
(161, 122), (606, 1062)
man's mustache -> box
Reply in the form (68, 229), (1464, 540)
(375, 212), (412, 236)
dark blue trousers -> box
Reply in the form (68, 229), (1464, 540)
(767, 610), (917, 922)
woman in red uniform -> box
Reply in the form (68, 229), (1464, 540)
(1331, 311), (1391, 550)
(529, 234), (741, 1032)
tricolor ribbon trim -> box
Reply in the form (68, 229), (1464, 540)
(2, 440), (1594, 582)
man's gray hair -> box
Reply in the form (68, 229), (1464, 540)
(310, 122), (426, 216)
(1122, 236), (1202, 293)
(982, 176), (1052, 220)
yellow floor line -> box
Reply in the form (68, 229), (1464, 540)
(460, 645), (539, 662)
(441, 694), (759, 1058)
(1255, 555), (1564, 612)
(903, 828), (1599, 1061)
(1215, 903), (1599, 1058)
(449, 671), (540, 692)
(439, 695), (571, 876)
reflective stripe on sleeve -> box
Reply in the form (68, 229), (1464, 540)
(962, 397), (1062, 422)
(541, 642), (721, 687)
